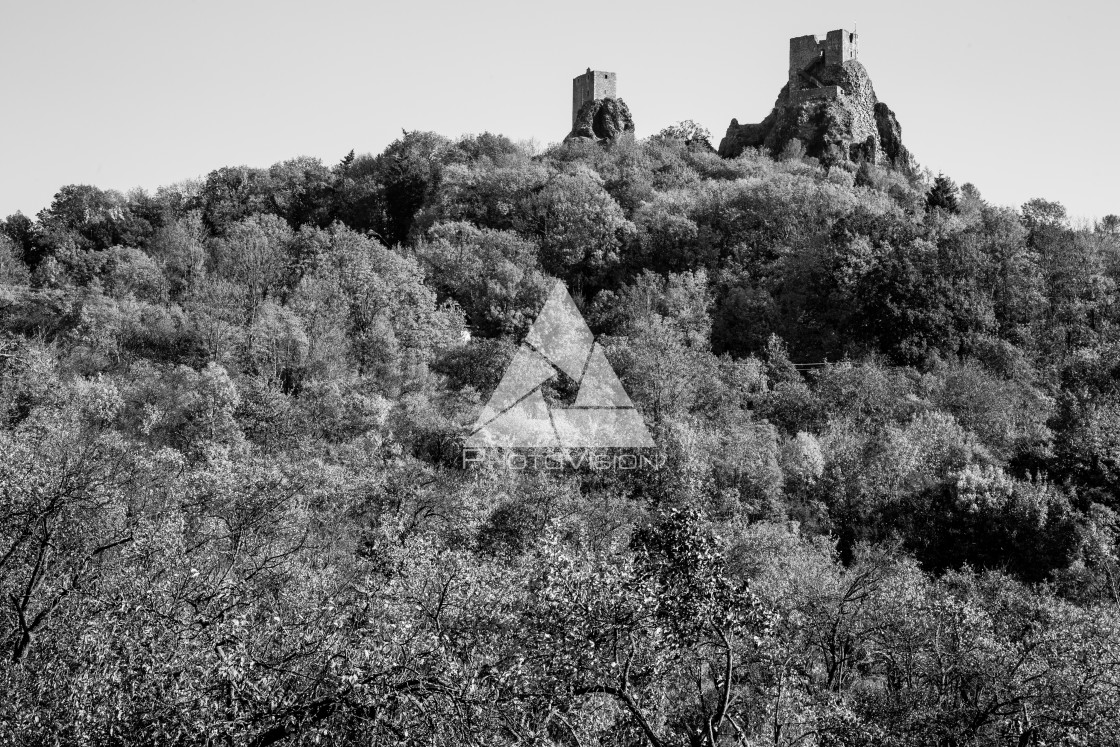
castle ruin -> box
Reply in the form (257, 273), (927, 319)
(788, 29), (858, 104)
(572, 68), (617, 126)
(718, 28), (910, 168)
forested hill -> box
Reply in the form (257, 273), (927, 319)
(2, 129), (1120, 745)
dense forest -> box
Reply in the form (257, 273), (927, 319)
(2, 127), (1120, 746)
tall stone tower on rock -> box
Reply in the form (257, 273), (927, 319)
(566, 68), (634, 143)
(719, 30), (910, 169)
(572, 69), (617, 126)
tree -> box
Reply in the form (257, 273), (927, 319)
(373, 130), (450, 246)
(516, 165), (634, 289)
(246, 301), (308, 382)
(35, 185), (152, 258)
(121, 362), (243, 458)
(0, 234), (30, 285)
(210, 213), (294, 319)
(148, 213), (207, 301)
(779, 138), (808, 162)
(506, 510), (775, 747)
(413, 221), (551, 337)
(631, 195), (710, 274)
(289, 224), (463, 390)
(0, 380), (137, 664)
(199, 166), (270, 234)
(338, 149), (355, 171)
(1, 213), (41, 267)
(844, 234), (997, 365)
(656, 120), (714, 150)
(926, 173), (960, 214)
(1021, 197), (1068, 232)
(263, 156), (336, 229)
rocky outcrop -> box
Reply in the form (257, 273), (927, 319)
(566, 98), (635, 142)
(873, 102), (909, 169)
(718, 60), (910, 170)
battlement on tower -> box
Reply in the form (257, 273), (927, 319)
(572, 68), (617, 126)
(788, 29), (858, 104)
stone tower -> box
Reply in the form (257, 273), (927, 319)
(572, 68), (617, 126)
(788, 29), (858, 103)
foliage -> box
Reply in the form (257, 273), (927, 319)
(926, 173), (960, 213)
(1, 127), (1119, 745)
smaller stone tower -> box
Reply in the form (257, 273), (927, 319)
(573, 68), (617, 126)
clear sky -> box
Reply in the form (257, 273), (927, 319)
(1, 0), (1117, 222)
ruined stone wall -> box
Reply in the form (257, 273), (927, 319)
(792, 85), (842, 104)
(789, 35), (824, 89)
(789, 31), (857, 99)
(572, 70), (617, 126)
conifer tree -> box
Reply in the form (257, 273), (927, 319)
(926, 173), (960, 213)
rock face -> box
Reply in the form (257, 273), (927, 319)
(566, 98), (635, 143)
(718, 58), (911, 169)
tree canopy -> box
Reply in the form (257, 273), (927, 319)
(1, 132), (1119, 745)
